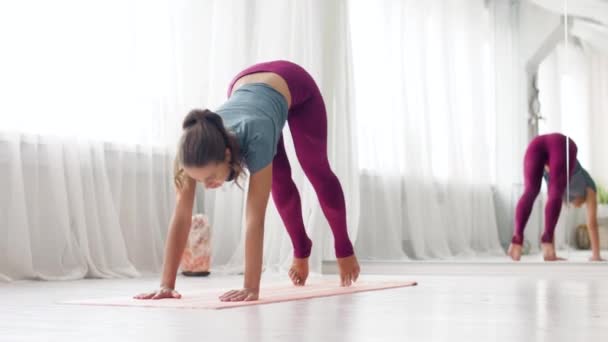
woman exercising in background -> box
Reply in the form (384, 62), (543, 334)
(509, 133), (604, 262)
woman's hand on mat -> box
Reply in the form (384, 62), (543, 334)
(133, 287), (182, 300)
(219, 288), (259, 302)
(337, 254), (360, 287)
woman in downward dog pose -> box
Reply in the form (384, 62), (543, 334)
(135, 60), (360, 302)
(509, 133), (604, 262)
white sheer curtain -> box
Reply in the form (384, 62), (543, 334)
(2, 0), (529, 282)
(349, 0), (503, 260)
(0, 0), (359, 281)
(0, 0), (200, 281)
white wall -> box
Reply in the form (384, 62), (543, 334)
(520, 1), (563, 64)
(589, 53), (608, 188)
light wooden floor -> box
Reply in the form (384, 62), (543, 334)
(2, 260), (607, 342)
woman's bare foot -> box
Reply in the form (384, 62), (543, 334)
(508, 243), (522, 261)
(336, 255), (360, 287)
(542, 243), (566, 261)
(289, 257), (309, 286)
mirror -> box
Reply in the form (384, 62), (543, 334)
(493, 0), (586, 263)
(521, 0), (608, 262)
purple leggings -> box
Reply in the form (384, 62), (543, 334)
(227, 61), (354, 258)
(512, 133), (577, 245)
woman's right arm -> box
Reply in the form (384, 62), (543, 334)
(585, 188), (604, 262)
(134, 176), (197, 299)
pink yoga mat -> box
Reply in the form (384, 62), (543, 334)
(62, 280), (417, 310)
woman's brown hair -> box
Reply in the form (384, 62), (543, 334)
(174, 109), (244, 189)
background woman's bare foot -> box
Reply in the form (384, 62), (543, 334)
(542, 243), (566, 261)
(336, 254), (360, 287)
(508, 243), (522, 261)
(289, 257), (309, 286)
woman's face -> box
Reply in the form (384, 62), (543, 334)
(184, 161), (231, 189)
(183, 148), (232, 189)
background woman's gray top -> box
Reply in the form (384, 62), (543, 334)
(544, 160), (597, 201)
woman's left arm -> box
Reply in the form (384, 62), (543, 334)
(585, 188), (604, 261)
(219, 164), (273, 301)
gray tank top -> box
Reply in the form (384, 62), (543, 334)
(216, 83), (289, 174)
(543, 160), (597, 201)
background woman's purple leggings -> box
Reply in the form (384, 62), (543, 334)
(227, 61), (354, 259)
(512, 133), (577, 245)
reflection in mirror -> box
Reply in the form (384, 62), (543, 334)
(529, 0), (608, 261)
(348, 0), (599, 265)
(343, 0), (608, 267)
